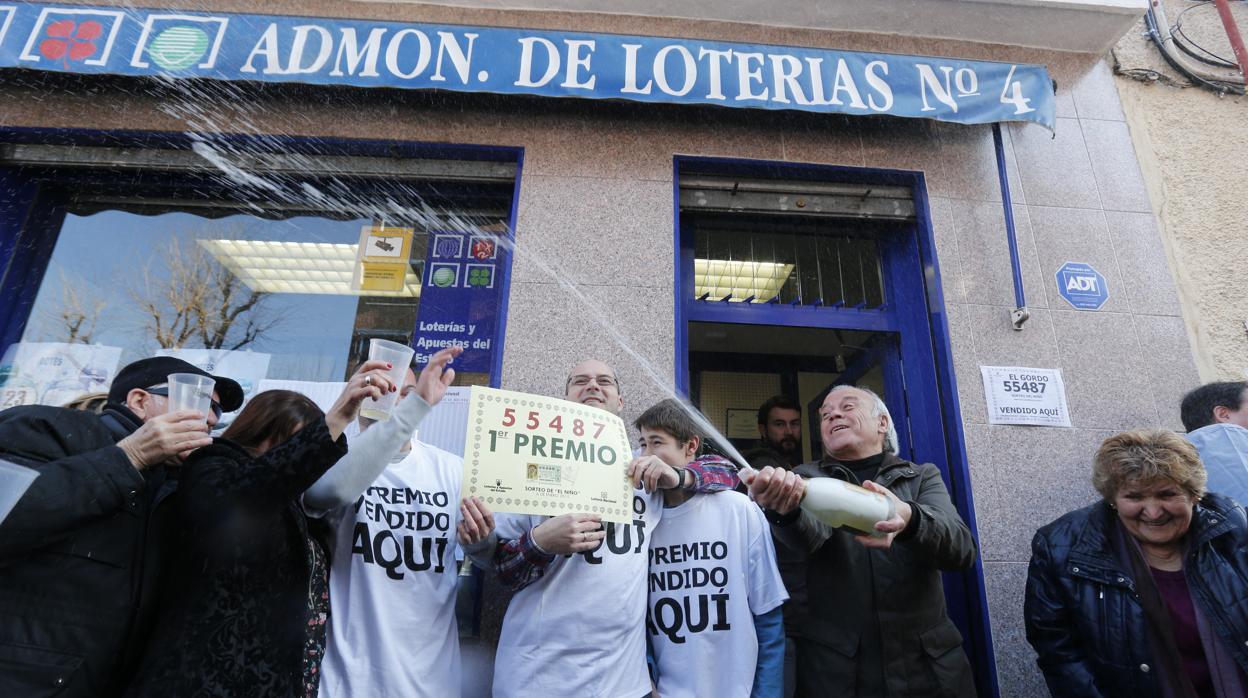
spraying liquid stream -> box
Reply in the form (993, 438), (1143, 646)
(181, 146), (754, 473)
(126, 58), (757, 474)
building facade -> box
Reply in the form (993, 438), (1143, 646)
(1, 1), (1214, 696)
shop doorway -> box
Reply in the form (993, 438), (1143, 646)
(674, 158), (996, 696)
(687, 322), (903, 464)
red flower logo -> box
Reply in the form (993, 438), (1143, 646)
(471, 239), (496, 260)
(39, 20), (103, 68)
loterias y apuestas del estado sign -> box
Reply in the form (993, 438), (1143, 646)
(0, 3), (1056, 129)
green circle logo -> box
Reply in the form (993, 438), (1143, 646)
(148, 26), (209, 71)
(432, 267), (457, 288)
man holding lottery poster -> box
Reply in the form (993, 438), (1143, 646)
(484, 359), (740, 698)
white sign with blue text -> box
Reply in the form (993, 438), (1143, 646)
(980, 366), (1071, 427)
(1056, 261), (1108, 310)
(0, 3), (1057, 129)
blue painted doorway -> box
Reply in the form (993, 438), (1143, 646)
(673, 157), (999, 697)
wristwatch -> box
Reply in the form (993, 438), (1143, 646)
(671, 466), (690, 489)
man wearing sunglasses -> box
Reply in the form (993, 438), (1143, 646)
(0, 356), (243, 698)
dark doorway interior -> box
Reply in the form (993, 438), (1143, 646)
(687, 321), (901, 464)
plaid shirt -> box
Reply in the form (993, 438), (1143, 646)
(495, 455), (741, 590)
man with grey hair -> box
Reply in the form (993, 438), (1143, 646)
(749, 384), (978, 697)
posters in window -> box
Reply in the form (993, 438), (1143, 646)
(156, 347), (271, 414)
(0, 342), (123, 411)
(411, 229), (504, 374)
(256, 380), (471, 455)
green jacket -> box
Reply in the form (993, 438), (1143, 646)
(774, 452), (977, 697)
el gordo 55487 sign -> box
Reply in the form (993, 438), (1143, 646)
(980, 366), (1071, 427)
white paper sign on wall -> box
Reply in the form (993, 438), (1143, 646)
(980, 366), (1072, 427)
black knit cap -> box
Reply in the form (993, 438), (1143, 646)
(107, 356), (245, 412)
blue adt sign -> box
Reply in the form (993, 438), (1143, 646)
(1056, 262), (1108, 310)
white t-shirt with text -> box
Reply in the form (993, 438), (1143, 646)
(317, 443), (464, 698)
(647, 491), (788, 698)
(492, 487), (663, 698)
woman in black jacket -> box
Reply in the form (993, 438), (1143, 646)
(126, 360), (397, 697)
(1025, 429), (1248, 698)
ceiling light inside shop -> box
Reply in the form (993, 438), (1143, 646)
(694, 259), (794, 302)
(199, 239), (422, 297)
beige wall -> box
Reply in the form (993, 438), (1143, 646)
(1112, 3), (1248, 382)
(0, 2), (1201, 695)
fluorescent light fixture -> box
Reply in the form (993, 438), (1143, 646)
(694, 259), (793, 302)
(199, 239), (422, 297)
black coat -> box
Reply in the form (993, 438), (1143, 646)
(0, 404), (173, 698)
(1024, 493), (1248, 698)
(124, 418), (346, 698)
(776, 453), (978, 697)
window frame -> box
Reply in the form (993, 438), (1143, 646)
(673, 154), (999, 697)
(0, 128), (523, 388)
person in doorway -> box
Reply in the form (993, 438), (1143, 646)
(638, 399), (788, 698)
(300, 346), (498, 697)
(749, 385), (977, 697)
(1024, 429), (1248, 697)
(0, 356), (242, 698)
(1180, 381), (1248, 506)
(742, 394), (805, 698)
(489, 358), (741, 698)
(745, 395), (803, 471)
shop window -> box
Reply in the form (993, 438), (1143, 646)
(0, 142), (517, 416)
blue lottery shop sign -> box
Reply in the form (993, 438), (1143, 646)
(1056, 261), (1108, 310)
(0, 3), (1056, 129)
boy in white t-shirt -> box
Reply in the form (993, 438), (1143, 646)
(636, 400), (788, 698)
(301, 347), (497, 698)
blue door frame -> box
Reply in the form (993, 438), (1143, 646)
(673, 156), (999, 697)
(0, 127), (523, 388)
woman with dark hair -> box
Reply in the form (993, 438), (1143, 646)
(1025, 429), (1248, 698)
(125, 360), (399, 698)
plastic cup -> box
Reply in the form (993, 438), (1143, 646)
(168, 373), (216, 421)
(359, 339), (414, 421)
(0, 459), (40, 525)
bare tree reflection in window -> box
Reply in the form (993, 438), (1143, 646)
(45, 269), (107, 344)
(130, 231), (280, 351)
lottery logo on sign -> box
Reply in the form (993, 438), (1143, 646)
(20, 8), (125, 67)
(429, 263), (459, 288)
(466, 264), (494, 289)
(147, 26), (209, 69)
(433, 235), (463, 259)
(129, 15), (228, 70)
(39, 19), (103, 66)
(469, 237), (497, 260)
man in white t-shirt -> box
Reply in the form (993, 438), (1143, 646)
(637, 399), (788, 698)
(302, 347), (497, 697)
(490, 359), (741, 698)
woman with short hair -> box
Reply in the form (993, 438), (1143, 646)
(1025, 429), (1248, 698)
(126, 361), (397, 698)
